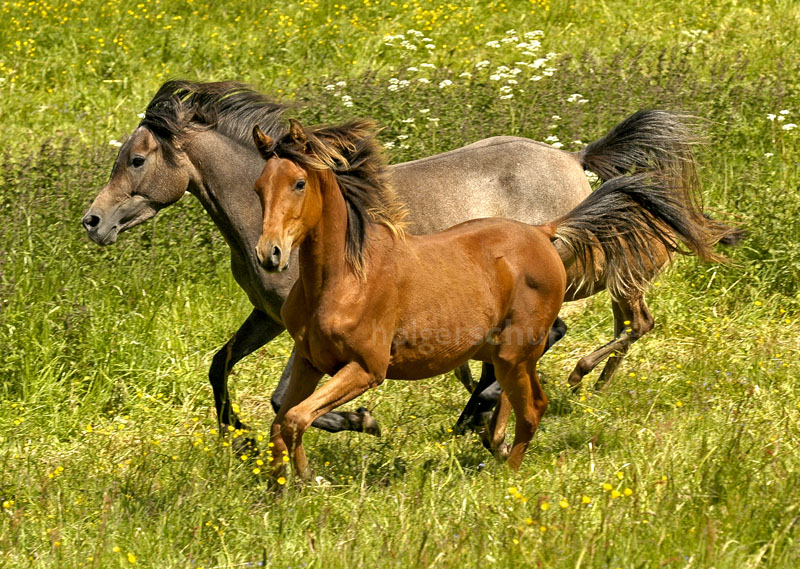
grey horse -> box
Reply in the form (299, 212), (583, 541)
(82, 80), (713, 435)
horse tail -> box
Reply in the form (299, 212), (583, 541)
(577, 109), (699, 184)
(577, 110), (744, 249)
(550, 173), (726, 299)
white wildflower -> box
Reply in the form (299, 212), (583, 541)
(383, 141), (396, 149)
(530, 75), (542, 81)
(459, 71), (473, 78)
(500, 94), (514, 100)
(109, 140), (122, 147)
(137, 112), (145, 118)
(485, 40), (501, 48)
(387, 84), (399, 92)
(552, 115), (561, 121)
(439, 79), (453, 88)
(425, 44), (436, 49)
(567, 93), (584, 103)
(419, 108), (430, 114)
(524, 31), (544, 39)
(475, 60), (491, 69)
(764, 152), (774, 158)
(499, 85), (513, 94)
(418, 78), (430, 84)
(543, 68), (555, 77)
(420, 63), (436, 69)
(767, 114), (776, 121)
(782, 123), (797, 130)
(779, 109), (790, 115)
(426, 117), (440, 123)
(545, 135), (560, 143)
(324, 84), (336, 91)
(407, 66), (419, 72)
(397, 134), (409, 140)
(399, 80), (410, 88)
(551, 142), (564, 149)
(401, 118), (415, 123)
(489, 74), (501, 81)
(336, 80), (347, 87)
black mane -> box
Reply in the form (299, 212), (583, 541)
(140, 80), (290, 161)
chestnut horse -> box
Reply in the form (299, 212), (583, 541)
(251, 119), (724, 474)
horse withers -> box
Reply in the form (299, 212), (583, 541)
(251, 119), (724, 477)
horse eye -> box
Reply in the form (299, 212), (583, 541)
(131, 156), (146, 168)
(295, 180), (306, 191)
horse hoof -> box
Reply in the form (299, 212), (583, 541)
(494, 443), (511, 461)
(232, 435), (259, 456)
(356, 407), (382, 437)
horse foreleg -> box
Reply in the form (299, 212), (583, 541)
(483, 390), (511, 459)
(209, 309), (284, 430)
(271, 347), (381, 436)
(269, 356), (324, 481)
(278, 361), (383, 480)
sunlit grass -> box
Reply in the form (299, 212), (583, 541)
(1, 0), (800, 567)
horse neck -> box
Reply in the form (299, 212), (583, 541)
(182, 129), (292, 315)
(298, 169), (352, 305)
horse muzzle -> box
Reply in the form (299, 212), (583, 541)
(82, 209), (119, 245)
(256, 239), (290, 272)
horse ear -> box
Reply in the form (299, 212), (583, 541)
(288, 119), (307, 147)
(252, 125), (275, 159)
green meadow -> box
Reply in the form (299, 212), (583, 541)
(1, 0), (799, 567)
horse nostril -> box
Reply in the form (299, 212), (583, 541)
(270, 245), (282, 266)
(82, 214), (101, 230)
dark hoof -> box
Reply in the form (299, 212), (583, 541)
(355, 407), (381, 437)
(232, 435), (259, 456)
(454, 410), (493, 436)
(494, 443), (511, 461)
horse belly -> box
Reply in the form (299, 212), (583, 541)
(385, 290), (498, 380)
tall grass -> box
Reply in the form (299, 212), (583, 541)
(1, 0), (799, 567)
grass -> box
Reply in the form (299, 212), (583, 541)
(1, 0), (800, 567)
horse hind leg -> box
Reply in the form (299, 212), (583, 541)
(489, 354), (548, 471)
(566, 296), (654, 391)
(595, 296), (654, 389)
(453, 317), (566, 435)
(455, 363), (502, 435)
